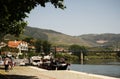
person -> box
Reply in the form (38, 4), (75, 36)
(9, 56), (15, 69)
(4, 57), (9, 72)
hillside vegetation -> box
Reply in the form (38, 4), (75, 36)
(4, 26), (120, 47)
(79, 34), (120, 47)
(24, 26), (91, 46)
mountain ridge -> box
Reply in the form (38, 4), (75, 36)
(24, 26), (91, 46)
(23, 26), (120, 47)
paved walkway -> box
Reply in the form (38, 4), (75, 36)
(0, 66), (119, 79)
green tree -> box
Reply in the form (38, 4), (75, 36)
(56, 53), (78, 63)
(0, 0), (66, 42)
(69, 44), (87, 59)
(23, 37), (36, 45)
(1, 46), (19, 53)
(42, 40), (51, 55)
(23, 37), (34, 44)
(35, 40), (42, 53)
(27, 51), (38, 58)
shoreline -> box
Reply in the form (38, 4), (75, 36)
(69, 70), (119, 79)
(30, 66), (119, 79)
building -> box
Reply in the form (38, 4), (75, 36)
(8, 40), (28, 54)
(54, 47), (68, 53)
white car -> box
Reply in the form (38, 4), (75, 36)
(32, 60), (41, 66)
(19, 61), (26, 66)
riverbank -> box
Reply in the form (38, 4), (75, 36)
(70, 64), (120, 78)
(0, 66), (119, 79)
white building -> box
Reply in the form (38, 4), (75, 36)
(8, 40), (28, 54)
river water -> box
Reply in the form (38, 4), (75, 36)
(70, 64), (120, 78)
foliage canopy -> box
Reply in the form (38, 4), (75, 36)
(69, 44), (87, 56)
(0, 0), (65, 41)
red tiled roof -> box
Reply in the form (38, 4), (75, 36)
(56, 48), (64, 52)
(8, 41), (22, 48)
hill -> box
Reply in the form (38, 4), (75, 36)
(24, 26), (120, 47)
(79, 33), (120, 47)
(4, 26), (120, 47)
(24, 26), (91, 46)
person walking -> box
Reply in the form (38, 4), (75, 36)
(4, 57), (9, 72)
(9, 56), (15, 69)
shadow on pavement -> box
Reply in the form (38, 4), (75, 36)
(0, 74), (39, 79)
(0, 66), (5, 70)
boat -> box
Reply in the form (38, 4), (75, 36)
(39, 58), (70, 70)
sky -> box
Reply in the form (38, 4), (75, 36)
(25, 0), (120, 36)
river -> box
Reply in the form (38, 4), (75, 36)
(70, 64), (120, 78)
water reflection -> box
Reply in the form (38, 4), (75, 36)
(71, 59), (120, 78)
(70, 64), (120, 78)
(83, 59), (120, 65)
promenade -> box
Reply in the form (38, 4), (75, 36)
(0, 66), (119, 79)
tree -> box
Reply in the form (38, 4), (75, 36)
(23, 37), (36, 45)
(1, 46), (19, 54)
(42, 40), (51, 55)
(35, 40), (42, 53)
(23, 37), (33, 43)
(69, 44), (87, 59)
(56, 53), (79, 63)
(0, 0), (66, 42)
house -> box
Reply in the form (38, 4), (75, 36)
(8, 40), (28, 54)
(55, 47), (68, 53)
(56, 47), (65, 52)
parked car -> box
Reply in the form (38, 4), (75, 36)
(17, 59), (29, 66)
(30, 56), (42, 66)
(19, 61), (26, 66)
